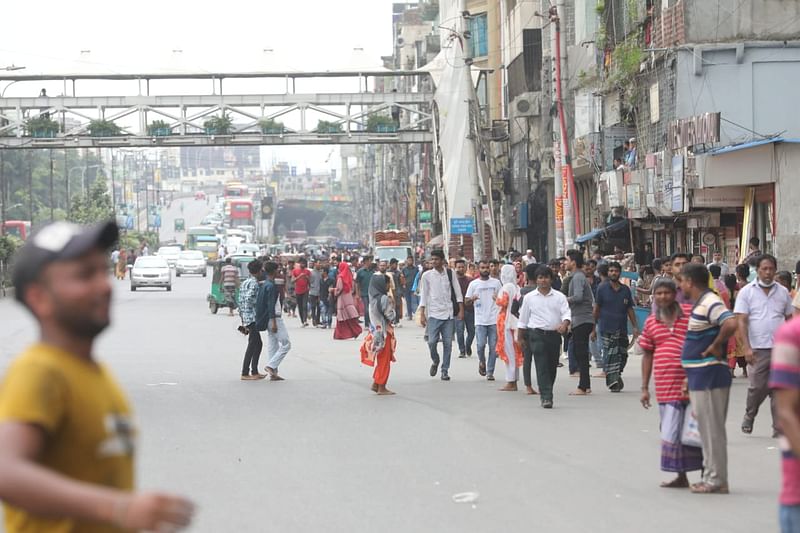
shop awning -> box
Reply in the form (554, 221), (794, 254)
(575, 219), (629, 244)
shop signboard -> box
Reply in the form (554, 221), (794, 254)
(672, 155), (684, 213)
(450, 217), (475, 235)
(418, 210), (432, 223)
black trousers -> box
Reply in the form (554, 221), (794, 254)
(527, 329), (562, 402)
(297, 292), (309, 324)
(242, 323), (262, 375)
(309, 295), (320, 325)
(571, 323), (593, 391)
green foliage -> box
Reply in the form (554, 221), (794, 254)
(315, 120), (342, 133)
(366, 114), (397, 132)
(88, 119), (122, 137)
(68, 175), (113, 224)
(0, 234), (20, 263)
(605, 32), (643, 94)
(258, 118), (284, 134)
(119, 230), (159, 251)
(26, 116), (60, 137)
(204, 114), (233, 134)
(147, 120), (171, 136)
(595, 0), (605, 15)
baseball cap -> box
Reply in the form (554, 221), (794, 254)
(13, 220), (119, 304)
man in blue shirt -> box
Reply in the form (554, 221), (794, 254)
(593, 261), (638, 392)
(355, 256), (376, 327)
(255, 261), (291, 381)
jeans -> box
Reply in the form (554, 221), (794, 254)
(404, 290), (417, 319)
(526, 329), (562, 402)
(780, 504), (800, 533)
(309, 294), (320, 326)
(362, 296), (371, 328)
(241, 322), (262, 376)
(455, 310), (475, 355)
(266, 316), (291, 371)
(567, 336), (576, 374)
(571, 323), (593, 391)
(296, 292), (309, 324)
(320, 300), (332, 327)
(426, 317), (455, 373)
(475, 324), (498, 376)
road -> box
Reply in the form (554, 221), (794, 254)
(0, 199), (784, 531)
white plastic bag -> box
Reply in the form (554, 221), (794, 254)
(681, 404), (703, 448)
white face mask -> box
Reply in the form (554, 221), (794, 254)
(757, 279), (775, 288)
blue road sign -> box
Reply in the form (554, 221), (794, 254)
(450, 217), (475, 235)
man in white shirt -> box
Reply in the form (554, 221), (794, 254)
(707, 251), (730, 278)
(522, 249), (537, 266)
(734, 254), (793, 437)
(465, 260), (503, 381)
(419, 250), (464, 381)
(517, 265), (571, 408)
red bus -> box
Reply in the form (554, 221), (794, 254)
(3, 220), (31, 240)
(224, 182), (249, 198)
(229, 199), (254, 227)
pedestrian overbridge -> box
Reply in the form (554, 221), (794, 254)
(0, 70), (434, 148)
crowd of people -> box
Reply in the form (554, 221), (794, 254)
(6, 218), (800, 531)
(235, 239), (800, 526)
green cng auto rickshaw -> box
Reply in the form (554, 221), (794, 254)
(174, 218), (185, 232)
(207, 255), (257, 314)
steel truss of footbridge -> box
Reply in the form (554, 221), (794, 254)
(0, 70), (434, 149)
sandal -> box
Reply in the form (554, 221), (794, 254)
(690, 482), (729, 494)
(741, 418), (753, 434)
(660, 478), (690, 489)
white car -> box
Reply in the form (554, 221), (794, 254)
(156, 245), (182, 268)
(130, 256), (172, 291)
(236, 243), (261, 256)
(175, 250), (207, 277)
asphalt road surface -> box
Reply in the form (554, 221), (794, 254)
(0, 265), (783, 532)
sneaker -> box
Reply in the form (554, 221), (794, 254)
(430, 361), (439, 377)
(466, 349), (473, 357)
(458, 352), (467, 359)
(478, 361), (486, 377)
(441, 372), (451, 381)
(542, 399), (554, 409)
(487, 374), (495, 382)
(241, 375), (260, 381)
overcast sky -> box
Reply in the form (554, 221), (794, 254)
(1, 0), (407, 172)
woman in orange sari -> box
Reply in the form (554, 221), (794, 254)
(116, 248), (128, 279)
(360, 273), (397, 395)
(334, 261), (363, 340)
(496, 264), (523, 391)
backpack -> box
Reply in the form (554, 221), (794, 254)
(445, 269), (461, 316)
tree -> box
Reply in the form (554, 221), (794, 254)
(68, 175), (113, 224)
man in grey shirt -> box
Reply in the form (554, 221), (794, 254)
(309, 261), (323, 327)
(566, 249), (595, 394)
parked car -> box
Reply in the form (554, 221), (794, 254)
(236, 243), (261, 256)
(156, 245), (182, 268)
(175, 250), (207, 277)
(130, 256), (172, 291)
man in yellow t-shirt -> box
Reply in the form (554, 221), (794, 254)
(0, 221), (194, 532)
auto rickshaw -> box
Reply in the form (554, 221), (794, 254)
(207, 255), (257, 314)
(174, 218), (185, 232)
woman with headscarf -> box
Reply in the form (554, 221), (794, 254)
(496, 264), (524, 391)
(360, 273), (397, 395)
(334, 261), (363, 340)
(638, 277), (703, 488)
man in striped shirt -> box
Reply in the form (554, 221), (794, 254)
(680, 263), (739, 494)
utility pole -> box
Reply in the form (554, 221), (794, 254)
(49, 149), (54, 221)
(0, 151), (5, 234)
(27, 153), (33, 225)
(551, 12), (565, 257)
(64, 150), (70, 215)
(550, 4), (578, 250)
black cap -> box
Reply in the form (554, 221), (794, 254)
(13, 220), (119, 304)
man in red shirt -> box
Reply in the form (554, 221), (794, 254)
(292, 258), (312, 327)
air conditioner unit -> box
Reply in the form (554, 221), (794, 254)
(513, 92), (542, 117)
